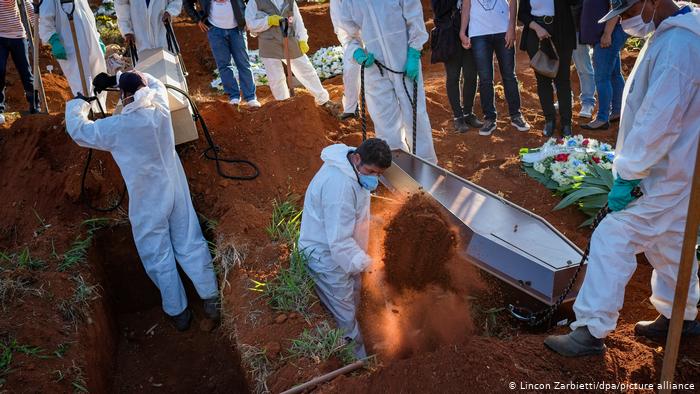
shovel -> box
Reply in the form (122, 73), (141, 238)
(60, 0), (89, 95)
(279, 18), (294, 97)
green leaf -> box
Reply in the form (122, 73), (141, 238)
(553, 186), (608, 211)
(581, 175), (611, 189)
(578, 216), (596, 228)
(579, 194), (609, 209)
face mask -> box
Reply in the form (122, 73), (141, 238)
(621, 0), (656, 38)
(358, 173), (379, 191)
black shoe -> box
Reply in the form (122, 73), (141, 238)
(580, 119), (609, 130)
(543, 119), (556, 137)
(203, 297), (221, 321)
(170, 308), (192, 332)
(479, 119), (497, 136)
(453, 117), (469, 133)
(510, 115), (531, 132)
(339, 111), (357, 121)
(635, 315), (700, 339)
(544, 326), (606, 357)
(561, 124), (573, 137)
(463, 113), (484, 129)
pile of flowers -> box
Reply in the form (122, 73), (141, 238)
(521, 135), (616, 226)
(95, 0), (116, 17)
(211, 46), (344, 89)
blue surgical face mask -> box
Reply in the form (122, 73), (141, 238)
(358, 173), (379, 191)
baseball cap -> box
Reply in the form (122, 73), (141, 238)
(599, 0), (641, 23)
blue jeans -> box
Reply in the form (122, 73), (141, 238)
(206, 26), (256, 101)
(572, 33), (596, 108)
(593, 24), (627, 121)
(471, 33), (522, 121)
(0, 37), (35, 113)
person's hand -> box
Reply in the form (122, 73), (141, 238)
(459, 31), (471, 49)
(197, 21), (209, 32)
(48, 33), (67, 60)
(600, 32), (612, 48)
(268, 14), (283, 26)
(353, 48), (375, 67)
(530, 22), (551, 41)
(607, 178), (642, 211)
(505, 26), (516, 48)
(92, 72), (118, 94)
(299, 40), (309, 54)
(405, 47), (421, 81)
(162, 11), (171, 23)
(124, 33), (135, 45)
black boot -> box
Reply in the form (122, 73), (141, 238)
(27, 91), (39, 114)
(463, 113), (484, 129)
(544, 326), (606, 357)
(543, 119), (556, 137)
(170, 308), (192, 332)
(561, 124), (573, 137)
(635, 315), (700, 339)
(203, 297), (221, 321)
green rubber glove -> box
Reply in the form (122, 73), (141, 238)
(353, 48), (375, 67)
(607, 178), (641, 212)
(405, 47), (421, 81)
(49, 33), (67, 60)
(99, 38), (106, 55)
(268, 15), (283, 26)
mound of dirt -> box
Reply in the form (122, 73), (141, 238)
(383, 193), (455, 291)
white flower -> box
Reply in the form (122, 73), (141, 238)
(534, 162), (546, 173)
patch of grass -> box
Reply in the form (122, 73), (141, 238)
(240, 344), (274, 394)
(266, 197), (303, 242)
(625, 37), (645, 51)
(0, 248), (46, 271)
(96, 15), (123, 46)
(264, 245), (316, 315)
(54, 343), (71, 358)
(58, 219), (110, 272)
(68, 361), (88, 393)
(58, 275), (101, 328)
(0, 275), (45, 310)
(0, 337), (50, 385)
(287, 321), (356, 365)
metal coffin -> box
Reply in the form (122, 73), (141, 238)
(381, 150), (586, 305)
(133, 48), (198, 145)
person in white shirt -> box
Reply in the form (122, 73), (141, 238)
(330, 0), (360, 120)
(115, 0), (182, 54)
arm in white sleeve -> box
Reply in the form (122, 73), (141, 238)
(329, 0), (341, 34)
(38, 0), (56, 44)
(244, 0), (271, 34)
(65, 99), (120, 151)
(140, 72), (170, 111)
(114, 0), (134, 36)
(166, 0), (183, 17)
(321, 181), (372, 275)
(292, 1), (308, 42)
(403, 0), (429, 51)
(338, 0), (362, 58)
(614, 63), (696, 180)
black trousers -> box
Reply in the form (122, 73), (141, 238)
(0, 37), (35, 113)
(525, 23), (573, 126)
(443, 47), (478, 119)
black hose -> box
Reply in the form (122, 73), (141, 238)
(164, 84), (260, 180)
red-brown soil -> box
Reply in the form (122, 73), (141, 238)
(1, 1), (699, 393)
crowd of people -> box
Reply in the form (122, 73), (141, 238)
(1, 0), (699, 362)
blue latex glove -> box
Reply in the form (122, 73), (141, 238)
(607, 178), (641, 212)
(353, 48), (375, 67)
(49, 33), (67, 60)
(405, 47), (422, 81)
(99, 38), (106, 55)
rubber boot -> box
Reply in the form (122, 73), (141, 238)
(203, 297), (221, 321)
(170, 308), (192, 332)
(635, 315), (700, 339)
(544, 326), (606, 357)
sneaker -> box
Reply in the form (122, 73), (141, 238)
(229, 98), (241, 105)
(246, 99), (261, 108)
(453, 117), (469, 133)
(579, 104), (594, 119)
(170, 308), (192, 332)
(203, 297), (221, 321)
(0, 113), (5, 125)
(479, 119), (497, 136)
(561, 124), (573, 137)
(580, 119), (610, 130)
(543, 119), (556, 137)
(510, 115), (531, 132)
(463, 113), (484, 129)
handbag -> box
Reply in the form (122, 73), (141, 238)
(530, 40), (559, 78)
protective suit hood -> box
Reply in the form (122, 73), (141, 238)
(655, 7), (700, 36)
(320, 144), (358, 181)
(122, 86), (158, 115)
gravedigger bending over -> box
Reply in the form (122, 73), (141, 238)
(65, 71), (220, 331)
(299, 138), (393, 359)
(545, 0), (700, 357)
(114, 0), (182, 54)
(338, 0), (438, 164)
(244, 0), (337, 111)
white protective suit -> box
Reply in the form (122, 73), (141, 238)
(298, 144), (372, 358)
(339, 0), (437, 164)
(330, 0), (360, 114)
(39, 0), (106, 100)
(571, 8), (700, 339)
(65, 73), (218, 317)
(114, 0), (182, 53)
(245, 0), (330, 105)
